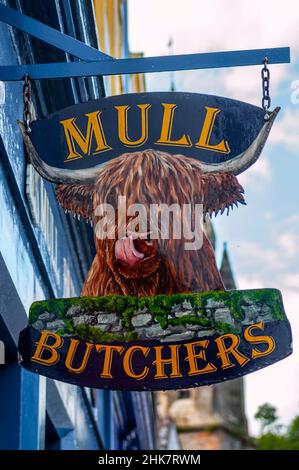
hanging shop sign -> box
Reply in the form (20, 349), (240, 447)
(17, 89), (292, 391)
(0, 1), (290, 392)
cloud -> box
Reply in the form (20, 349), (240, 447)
(277, 232), (299, 258)
(232, 240), (286, 272)
(129, 0), (296, 104)
(282, 273), (299, 290)
(232, 234), (299, 277)
(229, 211), (299, 279)
(220, 64), (289, 106)
(237, 274), (266, 290)
(271, 108), (299, 150)
(285, 214), (299, 225)
(129, 0), (299, 56)
(238, 158), (271, 188)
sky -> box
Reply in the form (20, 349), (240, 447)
(128, 0), (299, 436)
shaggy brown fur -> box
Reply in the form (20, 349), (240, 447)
(56, 150), (245, 296)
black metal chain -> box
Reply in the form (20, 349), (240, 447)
(23, 74), (32, 133)
(261, 58), (271, 120)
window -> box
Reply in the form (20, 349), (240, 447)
(178, 390), (190, 399)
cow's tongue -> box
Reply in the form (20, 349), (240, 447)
(114, 236), (145, 266)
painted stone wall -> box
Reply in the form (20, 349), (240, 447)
(30, 289), (285, 343)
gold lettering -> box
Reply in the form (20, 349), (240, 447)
(156, 103), (192, 147)
(60, 111), (111, 161)
(215, 333), (249, 369)
(153, 344), (182, 379)
(96, 344), (124, 378)
(65, 338), (94, 374)
(195, 106), (230, 154)
(31, 331), (63, 366)
(116, 104), (151, 147)
(244, 322), (276, 359)
(185, 340), (217, 375)
(123, 345), (150, 380)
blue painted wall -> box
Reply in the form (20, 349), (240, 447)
(0, 0), (155, 450)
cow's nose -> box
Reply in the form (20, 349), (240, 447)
(114, 236), (145, 266)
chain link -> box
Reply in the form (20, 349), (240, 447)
(23, 74), (32, 134)
(261, 58), (271, 120)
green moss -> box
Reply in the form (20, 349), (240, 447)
(29, 301), (45, 322)
(29, 289), (286, 329)
(73, 324), (137, 343)
(226, 288), (285, 321)
(146, 296), (171, 328)
(168, 315), (211, 327)
(229, 294), (245, 321)
(190, 295), (204, 309)
(121, 306), (137, 329)
(55, 328), (65, 336)
(63, 318), (75, 334)
(214, 322), (240, 334)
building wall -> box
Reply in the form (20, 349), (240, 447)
(94, 0), (145, 94)
(0, 0), (155, 450)
(179, 429), (245, 451)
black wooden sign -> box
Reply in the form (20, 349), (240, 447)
(28, 92), (275, 171)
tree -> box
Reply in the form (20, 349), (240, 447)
(288, 416), (299, 442)
(254, 403), (278, 433)
(255, 403), (299, 450)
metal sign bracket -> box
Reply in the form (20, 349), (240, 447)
(0, 3), (291, 81)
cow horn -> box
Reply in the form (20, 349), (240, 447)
(196, 107), (280, 175)
(18, 121), (103, 184)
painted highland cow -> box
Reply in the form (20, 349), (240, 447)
(19, 110), (276, 297)
(57, 150), (245, 296)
